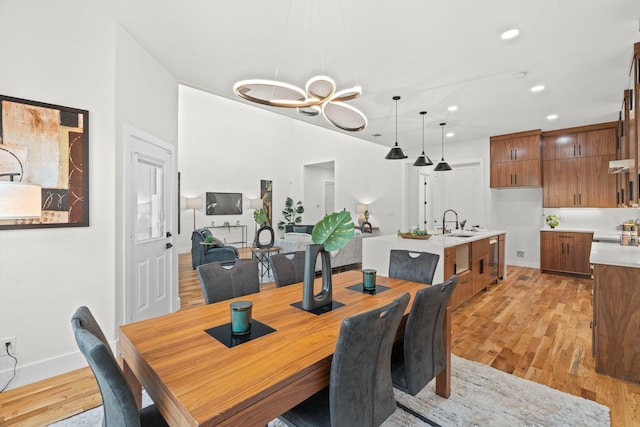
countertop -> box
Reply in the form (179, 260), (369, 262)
(540, 227), (620, 242)
(590, 242), (640, 268)
(366, 229), (506, 249)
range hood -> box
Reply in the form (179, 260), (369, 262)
(608, 159), (635, 174)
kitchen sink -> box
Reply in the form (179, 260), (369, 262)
(444, 233), (476, 238)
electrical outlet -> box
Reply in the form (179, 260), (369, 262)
(517, 250), (525, 258)
(1, 337), (16, 357)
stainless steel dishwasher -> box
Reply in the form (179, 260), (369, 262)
(488, 237), (499, 284)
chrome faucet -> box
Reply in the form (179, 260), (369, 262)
(442, 209), (459, 234)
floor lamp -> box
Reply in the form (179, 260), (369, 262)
(0, 182), (42, 220)
(185, 197), (203, 230)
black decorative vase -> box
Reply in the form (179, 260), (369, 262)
(302, 244), (333, 311)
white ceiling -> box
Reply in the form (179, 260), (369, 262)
(84, 0), (640, 154)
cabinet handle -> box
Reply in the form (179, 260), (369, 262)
(579, 145), (581, 156)
(510, 149), (514, 160)
(480, 259), (484, 274)
(514, 149), (517, 160)
(561, 243), (564, 254)
(573, 145), (576, 156)
(567, 244), (570, 255)
(579, 194), (582, 205)
(510, 174), (513, 185)
(573, 194), (576, 205)
(514, 174), (517, 185)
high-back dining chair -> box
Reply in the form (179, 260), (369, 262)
(388, 249), (440, 285)
(270, 251), (306, 287)
(196, 258), (260, 304)
(71, 306), (168, 427)
(390, 275), (458, 396)
(279, 292), (410, 427)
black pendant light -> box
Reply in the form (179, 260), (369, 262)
(434, 122), (452, 171)
(413, 111), (434, 166)
(385, 95), (408, 159)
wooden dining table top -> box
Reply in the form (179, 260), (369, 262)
(119, 270), (451, 427)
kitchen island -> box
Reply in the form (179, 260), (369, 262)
(362, 230), (506, 309)
(590, 242), (640, 384)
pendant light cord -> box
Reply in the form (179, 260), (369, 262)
(395, 99), (398, 143)
(422, 113), (425, 154)
(441, 123), (445, 160)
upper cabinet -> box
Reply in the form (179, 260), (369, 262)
(490, 130), (542, 188)
(542, 123), (618, 208)
(617, 42), (640, 206)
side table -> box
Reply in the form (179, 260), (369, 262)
(251, 246), (281, 283)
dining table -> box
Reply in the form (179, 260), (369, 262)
(119, 270), (452, 427)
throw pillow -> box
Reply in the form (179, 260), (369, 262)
(293, 225), (311, 233)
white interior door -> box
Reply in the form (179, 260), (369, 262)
(324, 181), (335, 216)
(125, 125), (175, 323)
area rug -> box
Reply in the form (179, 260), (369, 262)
(49, 355), (610, 426)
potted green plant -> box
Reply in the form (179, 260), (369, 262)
(277, 197), (304, 231)
(302, 211), (354, 311)
(545, 214), (560, 229)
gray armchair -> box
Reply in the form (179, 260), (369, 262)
(191, 228), (239, 269)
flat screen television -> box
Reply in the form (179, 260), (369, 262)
(206, 192), (243, 215)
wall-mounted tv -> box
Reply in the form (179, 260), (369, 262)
(206, 192), (243, 215)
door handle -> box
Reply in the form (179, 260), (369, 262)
(166, 243), (173, 249)
(166, 232), (172, 238)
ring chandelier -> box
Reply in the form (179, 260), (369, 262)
(233, 75), (367, 132)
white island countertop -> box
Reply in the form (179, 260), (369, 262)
(366, 229), (506, 248)
(590, 242), (640, 268)
(362, 230), (506, 284)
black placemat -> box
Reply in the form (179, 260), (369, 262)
(346, 283), (390, 295)
(205, 319), (276, 348)
(290, 300), (345, 315)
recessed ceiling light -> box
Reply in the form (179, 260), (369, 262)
(531, 85), (545, 92)
(501, 29), (520, 40)
(372, 133), (382, 137)
(546, 114), (558, 120)
(446, 132), (454, 138)
(448, 105), (458, 112)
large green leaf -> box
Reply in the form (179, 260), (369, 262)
(253, 208), (269, 226)
(312, 211), (355, 252)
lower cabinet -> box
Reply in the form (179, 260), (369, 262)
(446, 237), (494, 310)
(540, 231), (593, 276)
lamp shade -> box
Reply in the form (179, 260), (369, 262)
(385, 143), (408, 159)
(185, 197), (203, 210)
(0, 182), (42, 219)
(249, 198), (263, 209)
(356, 204), (368, 214)
(434, 161), (452, 171)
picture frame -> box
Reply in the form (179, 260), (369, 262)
(206, 192), (242, 215)
(0, 95), (89, 229)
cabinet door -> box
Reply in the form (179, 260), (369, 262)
(577, 155), (617, 207)
(569, 233), (593, 275)
(540, 231), (563, 271)
(543, 134), (578, 160)
(444, 247), (455, 279)
(490, 161), (514, 188)
(472, 255), (489, 295)
(543, 158), (577, 207)
(510, 134), (541, 161)
(576, 128), (617, 157)
(491, 160), (541, 188)
(450, 270), (473, 310)
(490, 138), (513, 163)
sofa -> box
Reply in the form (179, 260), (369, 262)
(274, 229), (363, 272)
(191, 228), (239, 269)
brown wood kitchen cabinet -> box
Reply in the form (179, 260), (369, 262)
(540, 231), (593, 276)
(542, 123), (617, 208)
(471, 238), (489, 295)
(490, 130), (542, 188)
(446, 238), (495, 310)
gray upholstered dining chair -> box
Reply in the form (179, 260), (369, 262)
(196, 258), (260, 304)
(279, 292), (410, 427)
(388, 249), (440, 285)
(270, 251), (306, 287)
(390, 275), (458, 396)
(71, 306), (168, 427)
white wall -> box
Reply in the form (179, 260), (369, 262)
(0, 1), (178, 389)
(176, 85), (405, 252)
(304, 164), (334, 224)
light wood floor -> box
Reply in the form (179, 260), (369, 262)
(1, 253), (639, 426)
